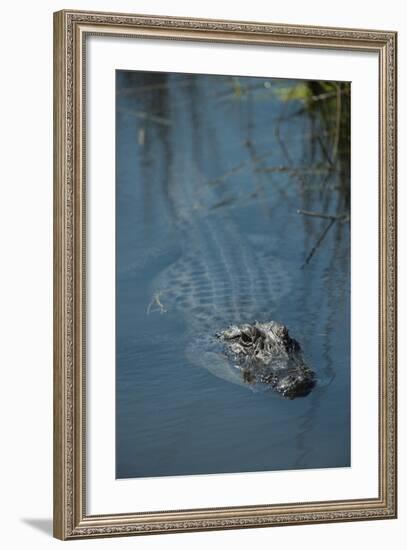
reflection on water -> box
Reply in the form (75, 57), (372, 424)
(116, 71), (350, 479)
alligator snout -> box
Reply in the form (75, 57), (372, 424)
(275, 372), (316, 399)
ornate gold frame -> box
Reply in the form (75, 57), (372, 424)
(53, 9), (397, 540)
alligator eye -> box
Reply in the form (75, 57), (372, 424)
(241, 333), (252, 344)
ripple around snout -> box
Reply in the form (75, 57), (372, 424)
(185, 335), (247, 389)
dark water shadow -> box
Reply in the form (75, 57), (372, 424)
(21, 518), (53, 537)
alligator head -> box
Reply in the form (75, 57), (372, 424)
(216, 321), (316, 399)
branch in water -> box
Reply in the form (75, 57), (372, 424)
(147, 292), (168, 315)
(297, 209), (350, 268)
(301, 218), (336, 268)
(117, 107), (172, 127)
(297, 209), (349, 222)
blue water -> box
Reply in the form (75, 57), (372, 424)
(116, 71), (350, 479)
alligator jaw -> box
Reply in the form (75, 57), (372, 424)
(274, 371), (316, 399)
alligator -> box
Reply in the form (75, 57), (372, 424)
(216, 321), (315, 399)
(148, 159), (317, 399)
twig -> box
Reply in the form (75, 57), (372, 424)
(309, 91), (338, 102)
(204, 149), (274, 188)
(299, 208), (349, 267)
(146, 292), (168, 315)
(258, 165), (333, 176)
(117, 107), (172, 127)
(207, 160), (247, 186)
(297, 209), (349, 222)
(331, 83), (342, 164)
(301, 218), (336, 268)
(274, 88), (312, 189)
(117, 78), (193, 95)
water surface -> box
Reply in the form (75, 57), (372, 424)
(116, 71), (350, 479)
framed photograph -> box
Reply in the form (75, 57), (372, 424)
(53, 9), (397, 540)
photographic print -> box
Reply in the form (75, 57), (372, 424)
(54, 11), (397, 538)
(116, 70), (351, 479)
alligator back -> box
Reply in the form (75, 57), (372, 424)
(150, 212), (293, 334)
(146, 157), (297, 390)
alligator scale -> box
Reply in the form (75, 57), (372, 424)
(148, 162), (316, 399)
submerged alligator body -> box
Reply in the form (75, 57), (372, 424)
(150, 213), (317, 399)
(148, 160), (316, 399)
